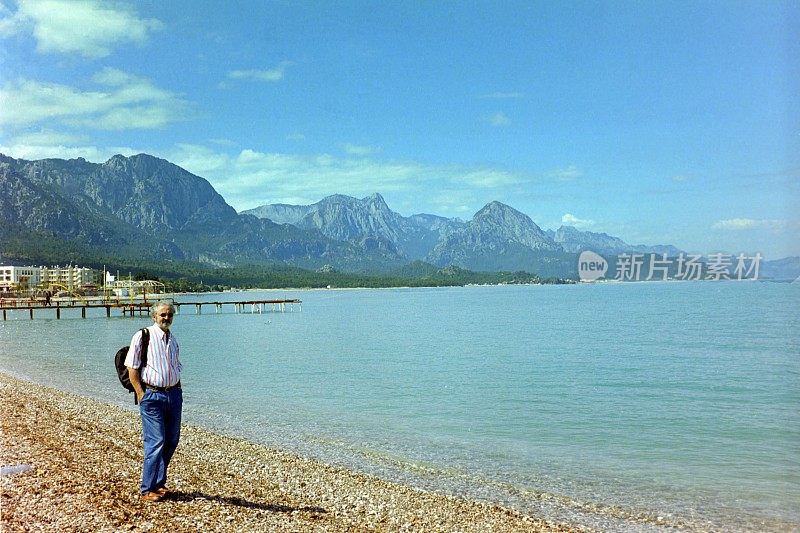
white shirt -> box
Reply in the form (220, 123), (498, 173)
(124, 324), (182, 388)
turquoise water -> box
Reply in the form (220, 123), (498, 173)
(1, 282), (798, 531)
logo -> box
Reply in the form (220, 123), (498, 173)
(577, 251), (762, 282)
(578, 251), (608, 281)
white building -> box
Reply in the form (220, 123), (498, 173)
(40, 265), (99, 291)
(0, 265), (101, 293)
(0, 266), (42, 292)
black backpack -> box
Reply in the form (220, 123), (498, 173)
(115, 328), (150, 403)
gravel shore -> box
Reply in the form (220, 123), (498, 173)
(0, 374), (583, 532)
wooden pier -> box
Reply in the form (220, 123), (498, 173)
(0, 298), (301, 320)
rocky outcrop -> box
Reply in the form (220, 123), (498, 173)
(245, 193), (441, 260)
(425, 201), (563, 269)
(554, 226), (632, 254)
(241, 203), (312, 225)
(555, 225), (683, 256)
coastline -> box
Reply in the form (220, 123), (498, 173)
(0, 373), (580, 532)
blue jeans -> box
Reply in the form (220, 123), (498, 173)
(139, 387), (183, 494)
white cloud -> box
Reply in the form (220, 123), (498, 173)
(7, 129), (84, 146)
(0, 2), (17, 36)
(550, 165), (583, 180)
(561, 213), (595, 229)
(0, 136), (551, 217)
(209, 138), (236, 146)
(0, 70), (188, 130)
(164, 146), (421, 210)
(713, 218), (755, 229)
(168, 143), (230, 176)
(429, 190), (480, 216)
(163, 144), (535, 212)
(672, 174), (690, 182)
(0, 141), (138, 161)
(712, 218), (786, 231)
(342, 143), (378, 156)
(488, 112), (510, 126)
(454, 169), (521, 188)
(227, 62), (292, 82)
(1, 0), (162, 59)
(91, 66), (136, 86)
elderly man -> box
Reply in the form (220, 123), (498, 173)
(125, 300), (183, 502)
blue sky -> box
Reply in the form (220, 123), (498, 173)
(1, 0), (798, 259)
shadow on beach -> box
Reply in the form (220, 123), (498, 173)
(166, 490), (327, 515)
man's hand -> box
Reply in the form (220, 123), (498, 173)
(128, 367), (145, 403)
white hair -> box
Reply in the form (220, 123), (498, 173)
(150, 300), (176, 317)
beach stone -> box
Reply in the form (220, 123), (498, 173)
(0, 463), (33, 476)
(1, 373), (585, 532)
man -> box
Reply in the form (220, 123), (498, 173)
(125, 300), (183, 502)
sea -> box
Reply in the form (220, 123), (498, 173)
(1, 281), (798, 532)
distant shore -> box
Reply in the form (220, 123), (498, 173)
(0, 374), (579, 532)
(162, 282), (560, 297)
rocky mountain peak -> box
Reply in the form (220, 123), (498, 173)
(425, 201), (561, 270)
(554, 225), (623, 253)
(554, 225), (683, 255)
(472, 201), (538, 229)
(297, 193), (405, 245)
(474, 200), (511, 217)
(103, 153), (133, 172)
(472, 201), (549, 239)
(555, 225), (583, 237)
(244, 193), (439, 260)
(317, 193), (358, 206)
(364, 192), (389, 209)
(104, 153), (180, 177)
(11, 152), (237, 234)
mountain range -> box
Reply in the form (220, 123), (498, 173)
(2, 152), (796, 280)
(240, 194), (684, 276)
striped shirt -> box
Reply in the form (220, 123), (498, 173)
(124, 324), (182, 388)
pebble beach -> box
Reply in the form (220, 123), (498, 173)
(0, 374), (582, 532)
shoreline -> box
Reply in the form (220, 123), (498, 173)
(0, 373), (580, 532)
